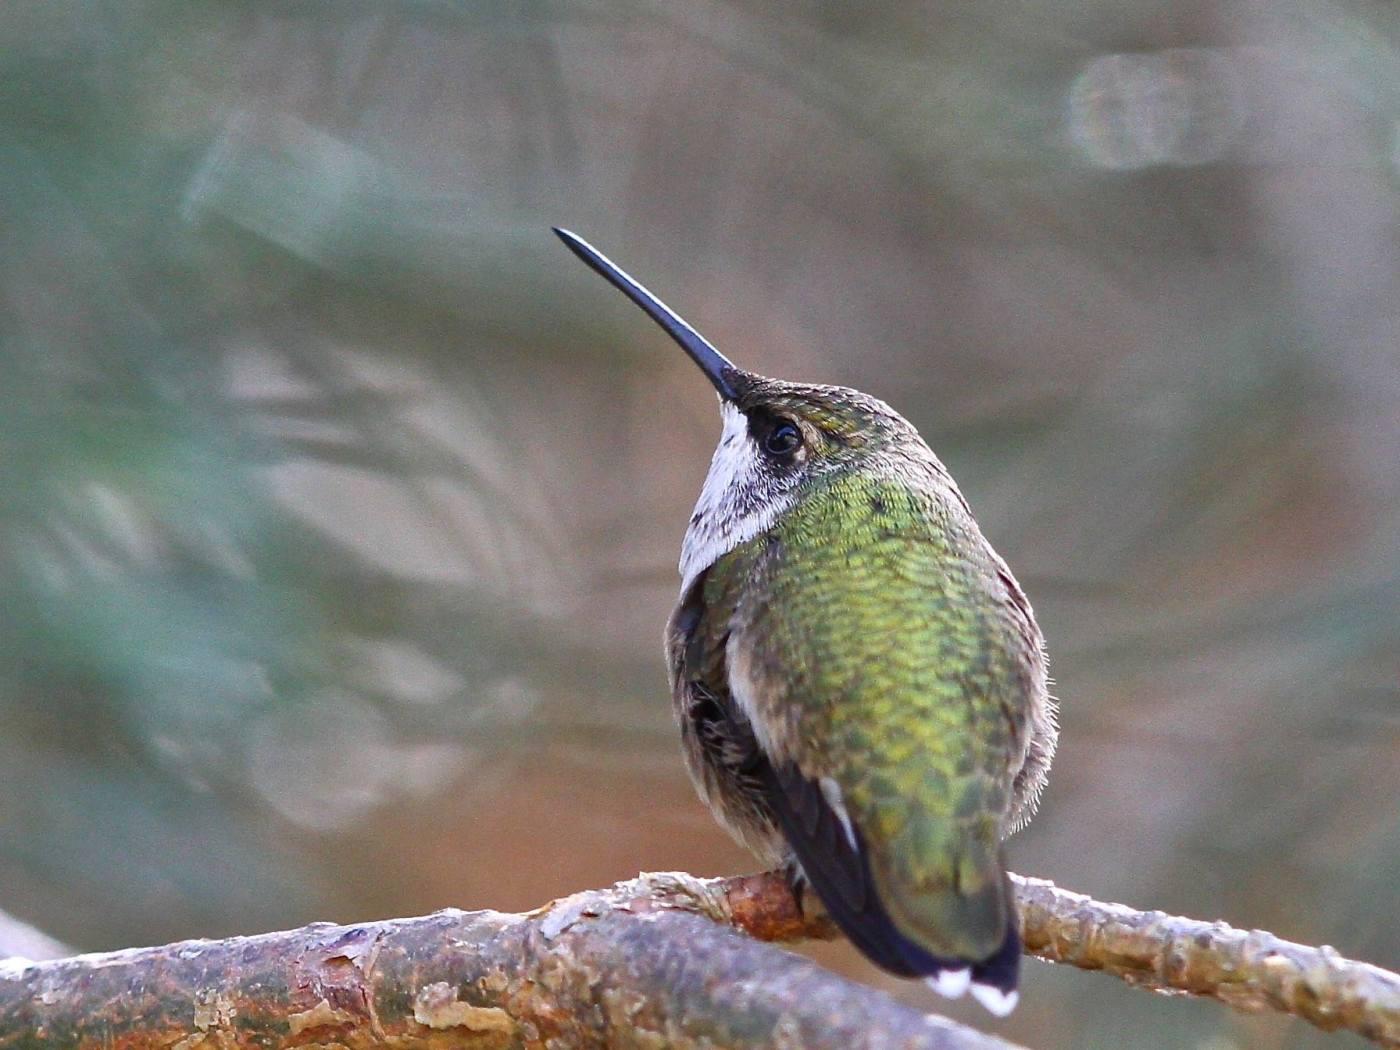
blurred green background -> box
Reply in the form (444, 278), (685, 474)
(0, 2), (1396, 1047)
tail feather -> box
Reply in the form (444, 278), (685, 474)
(920, 913), (1020, 1015)
(969, 919), (1021, 1016)
(791, 828), (1021, 1015)
(761, 762), (1021, 1014)
(970, 917), (1021, 994)
(970, 983), (1020, 1017)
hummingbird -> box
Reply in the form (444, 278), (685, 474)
(554, 228), (1057, 1016)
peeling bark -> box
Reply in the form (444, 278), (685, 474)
(2, 869), (1396, 1049)
(0, 874), (1020, 1050)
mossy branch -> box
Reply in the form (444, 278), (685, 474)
(2, 870), (1397, 1048)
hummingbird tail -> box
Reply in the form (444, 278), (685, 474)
(917, 877), (1021, 1016)
(916, 904), (1020, 1016)
(924, 913), (1021, 1015)
(968, 918), (1021, 1016)
(813, 850), (1022, 1016)
(764, 765), (1022, 1014)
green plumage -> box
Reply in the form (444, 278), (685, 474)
(554, 227), (1055, 1011)
(697, 469), (1035, 958)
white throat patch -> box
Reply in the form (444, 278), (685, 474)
(679, 401), (797, 593)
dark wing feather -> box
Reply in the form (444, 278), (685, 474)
(970, 900), (1022, 994)
(670, 564), (1009, 987)
(764, 764), (867, 914)
(761, 762), (982, 979)
(669, 569), (783, 861)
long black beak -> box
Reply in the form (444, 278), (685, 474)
(553, 228), (740, 400)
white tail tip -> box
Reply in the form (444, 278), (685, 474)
(970, 983), (1019, 1017)
(925, 967), (971, 999)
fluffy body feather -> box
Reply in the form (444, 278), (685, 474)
(666, 374), (1056, 1013)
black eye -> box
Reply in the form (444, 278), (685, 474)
(764, 420), (802, 457)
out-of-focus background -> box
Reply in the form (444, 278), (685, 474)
(0, 2), (1396, 1047)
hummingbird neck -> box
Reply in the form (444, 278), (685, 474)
(679, 401), (799, 593)
(677, 386), (970, 595)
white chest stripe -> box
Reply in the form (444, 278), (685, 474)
(679, 401), (796, 593)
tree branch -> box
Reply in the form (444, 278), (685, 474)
(3, 870), (1396, 1049)
(712, 871), (1400, 1048)
(1010, 875), (1400, 1047)
(0, 872), (1023, 1050)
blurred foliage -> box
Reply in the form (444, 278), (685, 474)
(0, 2), (1396, 1047)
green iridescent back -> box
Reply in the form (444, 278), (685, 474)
(717, 468), (1038, 958)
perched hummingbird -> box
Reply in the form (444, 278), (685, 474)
(554, 228), (1057, 1016)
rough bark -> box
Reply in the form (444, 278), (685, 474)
(3, 870), (1397, 1049)
(725, 871), (1399, 1047)
(0, 872), (1021, 1050)
(1010, 875), (1400, 1047)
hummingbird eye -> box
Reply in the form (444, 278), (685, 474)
(762, 419), (802, 458)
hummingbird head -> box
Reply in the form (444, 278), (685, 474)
(680, 372), (926, 587)
(553, 229), (954, 590)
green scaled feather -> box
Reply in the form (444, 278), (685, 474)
(723, 470), (1033, 960)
